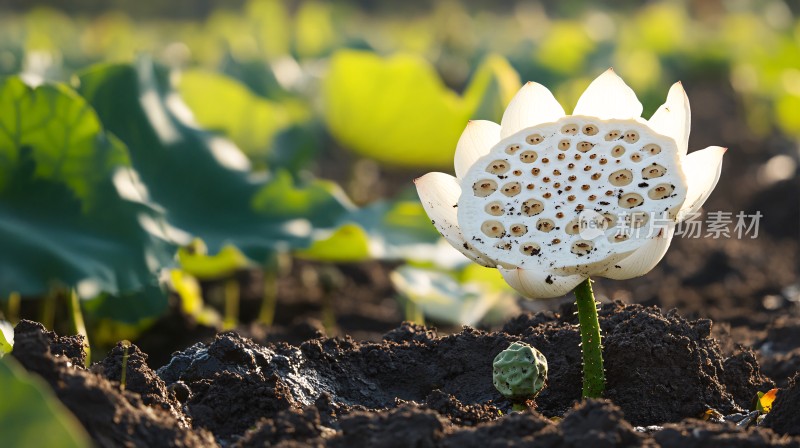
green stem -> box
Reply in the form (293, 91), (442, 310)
(404, 299), (425, 326)
(222, 278), (240, 331)
(511, 403), (528, 412)
(67, 289), (91, 367)
(40, 288), (58, 330)
(258, 271), (278, 326)
(574, 277), (605, 398)
(7, 292), (20, 324)
(120, 340), (131, 391)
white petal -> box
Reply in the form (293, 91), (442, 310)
(500, 82), (565, 139)
(454, 120), (500, 179)
(596, 227), (675, 280)
(414, 172), (496, 267)
(678, 146), (726, 220)
(499, 267), (585, 299)
(649, 82), (691, 157)
(573, 69), (643, 119)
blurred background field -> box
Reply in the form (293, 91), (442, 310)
(0, 0), (798, 363)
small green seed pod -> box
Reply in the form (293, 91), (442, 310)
(493, 341), (548, 402)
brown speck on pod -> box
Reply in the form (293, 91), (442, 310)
(583, 166), (592, 172)
(556, 212), (564, 219)
(561, 124), (578, 135)
(568, 175), (577, 181)
(599, 158), (608, 165)
(582, 124), (599, 136)
(526, 184), (534, 190)
(605, 130), (621, 141)
(553, 169), (562, 176)
(485, 201), (504, 216)
(526, 134), (544, 145)
(605, 190), (614, 196)
(543, 177), (551, 183)
(520, 151), (539, 163)
(568, 163), (575, 169)
(543, 192), (552, 199)
(588, 194), (596, 200)
(626, 212), (649, 228)
(642, 163), (666, 179)
(552, 238), (561, 245)
(565, 185), (573, 191)
(575, 204), (585, 211)
(501, 182), (522, 197)
(557, 153), (566, 160)
(520, 243), (541, 256)
(510, 224), (528, 237)
(571, 240), (594, 256)
(505, 144), (522, 154)
(619, 192), (644, 208)
(542, 157), (550, 163)
(566, 219), (581, 235)
(487, 160), (510, 175)
(574, 154), (582, 160)
(643, 143), (661, 155)
(648, 183), (674, 200)
(532, 167), (541, 175)
(611, 145), (625, 157)
(612, 232), (629, 243)
(536, 219), (555, 232)
(591, 173), (602, 180)
(481, 220), (505, 238)
(623, 130), (640, 144)
(567, 195), (576, 201)
(553, 182), (561, 188)
(473, 179), (498, 197)
(495, 242), (513, 251)
(577, 142), (595, 153)
(630, 153), (642, 162)
(581, 184), (590, 191)
(589, 154), (598, 159)
(522, 198), (545, 216)
(603, 213), (617, 227)
(609, 169), (633, 186)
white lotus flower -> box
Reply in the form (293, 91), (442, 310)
(415, 69), (725, 299)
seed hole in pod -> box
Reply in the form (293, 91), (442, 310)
(487, 160), (510, 175)
(510, 223), (528, 237)
(526, 134), (544, 145)
(626, 211), (649, 228)
(567, 195), (576, 201)
(558, 139), (571, 150)
(605, 130), (621, 141)
(485, 201), (504, 216)
(577, 142), (595, 153)
(648, 183), (674, 200)
(566, 218), (581, 235)
(591, 173), (602, 180)
(526, 184), (534, 190)
(619, 192), (644, 208)
(520, 243), (541, 256)
(642, 163), (666, 179)
(552, 238), (562, 245)
(520, 151), (538, 163)
(589, 154), (598, 159)
(571, 240), (594, 256)
(643, 143), (661, 155)
(574, 154), (582, 160)
(522, 198), (545, 216)
(481, 220), (505, 238)
(501, 182), (522, 197)
(557, 153), (566, 160)
(505, 144), (522, 154)
(553, 169), (562, 176)
(588, 194), (596, 200)
(630, 153), (642, 162)
(543, 177), (551, 183)
(582, 124), (599, 136)
(556, 212), (564, 219)
(473, 179), (498, 197)
(543, 192), (552, 199)
(605, 190), (614, 196)
(568, 163), (575, 169)
(611, 145), (626, 157)
(561, 124), (578, 135)
(568, 175), (577, 181)
(575, 204), (585, 211)
(603, 213), (617, 227)
(536, 219), (555, 232)
(581, 185), (590, 191)
(554, 182), (561, 188)
(600, 158), (608, 165)
(583, 166), (592, 172)
(611, 233), (629, 243)
(623, 131), (640, 144)
(609, 169), (633, 186)
(565, 185), (573, 191)
(542, 157), (550, 163)
(532, 167), (541, 175)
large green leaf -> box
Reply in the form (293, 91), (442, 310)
(322, 51), (520, 168)
(0, 356), (92, 448)
(77, 60), (352, 262)
(0, 77), (176, 298)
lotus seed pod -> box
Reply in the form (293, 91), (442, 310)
(493, 341), (548, 401)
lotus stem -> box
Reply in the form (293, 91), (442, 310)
(258, 251), (291, 327)
(404, 299), (425, 326)
(67, 289), (91, 367)
(574, 277), (605, 398)
(40, 288), (58, 330)
(6, 292), (20, 324)
(120, 340), (131, 390)
(222, 277), (240, 331)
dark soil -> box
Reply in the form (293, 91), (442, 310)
(10, 300), (800, 447)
